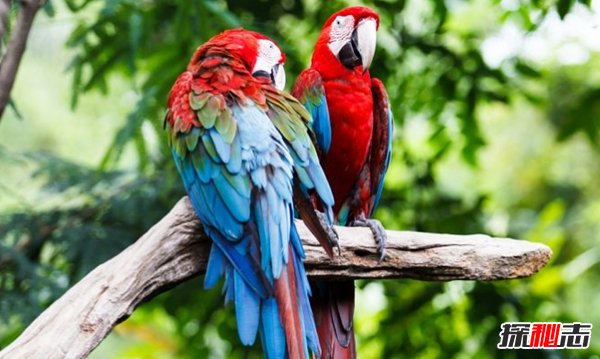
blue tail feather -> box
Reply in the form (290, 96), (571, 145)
(260, 298), (287, 359)
(233, 270), (261, 345)
(204, 244), (226, 289)
(205, 228), (272, 299)
(293, 253), (320, 355)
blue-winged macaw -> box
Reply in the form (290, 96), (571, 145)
(292, 6), (393, 358)
(165, 28), (337, 358)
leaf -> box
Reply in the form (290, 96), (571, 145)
(202, 0), (242, 28)
(43, 0), (56, 17)
(7, 99), (23, 121)
(99, 87), (158, 170)
(64, 0), (95, 12)
(128, 11), (143, 73)
(557, 0), (575, 19)
(514, 61), (542, 78)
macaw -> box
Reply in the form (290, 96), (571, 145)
(165, 28), (338, 358)
(292, 6), (393, 359)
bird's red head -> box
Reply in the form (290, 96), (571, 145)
(312, 6), (380, 75)
(322, 6), (380, 29)
(188, 28), (287, 90)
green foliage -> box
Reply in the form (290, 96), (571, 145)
(548, 62), (600, 146)
(2, 0), (600, 357)
(0, 150), (181, 320)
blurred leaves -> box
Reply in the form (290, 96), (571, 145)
(1, 150), (181, 322)
(548, 69), (600, 146)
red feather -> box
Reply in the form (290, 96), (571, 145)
(320, 72), (374, 214)
(274, 244), (306, 358)
(311, 282), (356, 359)
(165, 30), (272, 133)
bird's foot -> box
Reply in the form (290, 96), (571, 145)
(349, 215), (386, 262)
(315, 210), (340, 255)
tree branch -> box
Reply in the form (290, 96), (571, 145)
(0, 0), (45, 120)
(0, 196), (552, 359)
(0, 1), (10, 42)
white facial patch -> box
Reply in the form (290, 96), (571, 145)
(327, 15), (355, 56)
(256, 39), (282, 65)
(252, 39), (286, 90)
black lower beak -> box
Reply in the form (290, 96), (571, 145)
(252, 70), (270, 80)
(270, 65), (278, 84)
(338, 28), (362, 69)
(253, 66), (278, 84)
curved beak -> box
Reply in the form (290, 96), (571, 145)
(272, 63), (286, 91)
(252, 63), (286, 90)
(356, 18), (377, 70)
(338, 18), (377, 71)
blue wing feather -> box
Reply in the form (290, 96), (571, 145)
(191, 145), (219, 183)
(221, 169), (251, 199)
(209, 127), (232, 163)
(308, 97), (331, 154)
(200, 132), (222, 163)
(225, 134), (243, 174)
(214, 171), (251, 222)
(169, 66), (322, 356)
(290, 69), (335, 218)
(293, 69), (332, 154)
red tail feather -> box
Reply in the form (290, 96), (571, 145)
(311, 281), (356, 359)
(274, 245), (306, 358)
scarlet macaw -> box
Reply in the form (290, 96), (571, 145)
(165, 29), (337, 358)
(292, 7), (393, 358)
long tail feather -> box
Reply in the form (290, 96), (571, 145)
(274, 249), (305, 358)
(260, 298), (287, 359)
(257, 237), (320, 358)
(311, 280), (356, 359)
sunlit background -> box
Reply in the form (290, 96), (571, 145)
(1, 0), (600, 358)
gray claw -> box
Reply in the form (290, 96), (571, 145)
(350, 215), (387, 262)
(316, 210), (340, 255)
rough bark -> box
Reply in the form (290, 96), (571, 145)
(0, 196), (552, 359)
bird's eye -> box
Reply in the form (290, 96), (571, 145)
(336, 19), (340, 26)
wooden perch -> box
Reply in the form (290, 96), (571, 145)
(0, 196), (552, 359)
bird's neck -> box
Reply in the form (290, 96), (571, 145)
(311, 40), (370, 81)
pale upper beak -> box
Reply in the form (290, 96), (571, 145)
(356, 18), (377, 70)
(338, 18), (377, 71)
(252, 61), (286, 91)
(272, 63), (286, 91)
